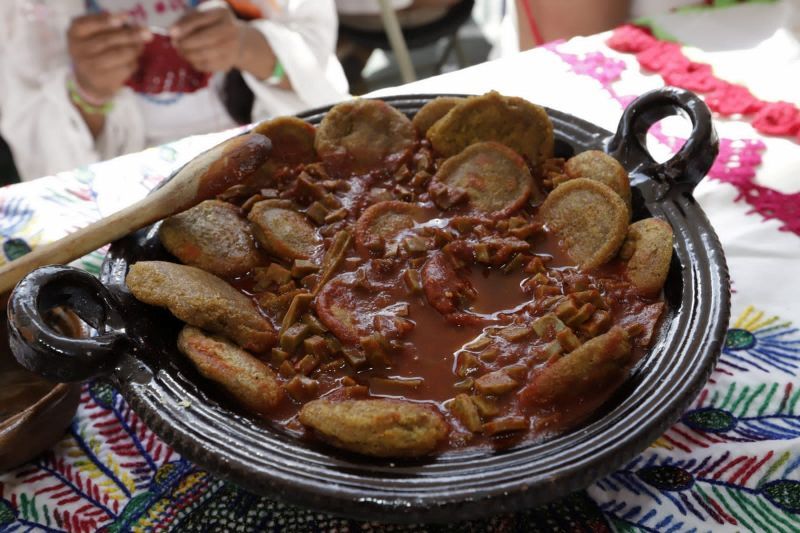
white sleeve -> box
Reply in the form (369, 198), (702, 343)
(242, 0), (350, 119)
(0, 1), (146, 181)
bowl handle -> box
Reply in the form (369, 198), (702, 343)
(7, 265), (129, 382)
(607, 87), (719, 189)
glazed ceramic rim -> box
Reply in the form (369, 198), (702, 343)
(87, 94), (731, 523)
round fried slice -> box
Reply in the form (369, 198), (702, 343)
(178, 326), (283, 414)
(315, 98), (416, 176)
(540, 178), (628, 270)
(355, 200), (425, 252)
(619, 218), (673, 296)
(159, 200), (260, 277)
(565, 150), (631, 208)
(248, 202), (321, 260)
(426, 91), (554, 165)
(412, 96), (464, 136)
(430, 141), (533, 215)
(252, 116), (317, 166)
(299, 399), (448, 457)
(126, 261), (276, 352)
(315, 274), (361, 343)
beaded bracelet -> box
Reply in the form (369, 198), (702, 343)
(66, 78), (114, 116)
(266, 61), (285, 86)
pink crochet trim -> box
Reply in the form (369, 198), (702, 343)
(608, 24), (800, 139)
(547, 39), (800, 236)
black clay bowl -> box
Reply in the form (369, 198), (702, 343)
(7, 87), (729, 523)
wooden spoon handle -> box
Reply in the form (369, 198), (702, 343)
(0, 133), (270, 294)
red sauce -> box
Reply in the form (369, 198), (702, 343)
(221, 139), (665, 452)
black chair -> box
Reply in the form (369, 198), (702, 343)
(338, 0), (475, 82)
(0, 135), (20, 187)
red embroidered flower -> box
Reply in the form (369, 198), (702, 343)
(636, 42), (689, 73)
(607, 24), (657, 53)
(705, 82), (764, 115)
(752, 101), (800, 136)
(662, 62), (722, 93)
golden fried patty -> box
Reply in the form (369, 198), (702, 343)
(564, 150), (631, 208)
(619, 218), (673, 296)
(430, 141), (533, 216)
(126, 261), (276, 352)
(354, 200), (425, 252)
(426, 91), (554, 165)
(299, 398), (448, 457)
(159, 200), (260, 277)
(540, 178), (628, 270)
(412, 96), (464, 136)
(178, 326), (283, 414)
(315, 98), (416, 176)
(248, 202), (321, 260)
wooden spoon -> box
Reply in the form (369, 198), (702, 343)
(0, 133), (271, 294)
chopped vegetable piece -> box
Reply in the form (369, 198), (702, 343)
(324, 207), (348, 223)
(496, 324), (534, 342)
(306, 201), (330, 225)
(463, 336), (491, 351)
(449, 393), (482, 432)
(503, 364), (529, 381)
(285, 375), (319, 401)
(402, 235), (429, 254)
(483, 416), (528, 435)
(255, 263), (292, 289)
(270, 348), (290, 366)
(474, 370), (519, 395)
(302, 313), (328, 334)
(295, 354), (320, 375)
(453, 378), (474, 392)
(556, 328), (581, 352)
(313, 229), (353, 296)
(478, 346), (500, 362)
(280, 322), (311, 353)
(278, 360), (295, 378)
(281, 292), (314, 330)
(360, 334), (391, 367)
(291, 259), (320, 278)
(567, 303), (596, 326)
(532, 313), (567, 339)
(456, 352), (480, 377)
(470, 396), (500, 417)
(303, 335), (330, 358)
(403, 268), (423, 294)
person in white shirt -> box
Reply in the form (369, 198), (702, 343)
(1, 0), (349, 181)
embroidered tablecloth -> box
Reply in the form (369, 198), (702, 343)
(2, 3), (799, 531)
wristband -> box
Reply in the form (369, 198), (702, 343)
(266, 61), (284, 85)
(67, 77), (114, 116)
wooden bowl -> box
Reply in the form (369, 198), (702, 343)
(0, 292), (82, 471)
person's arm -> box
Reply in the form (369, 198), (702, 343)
(67, 13), (150, 138)
(172, 0), (348, 116)
(0, 5), (147, 180)
(516, 0), (631, 50)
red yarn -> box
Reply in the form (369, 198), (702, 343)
(752, 102), (800, 136)
(607, 24), (657, 53)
